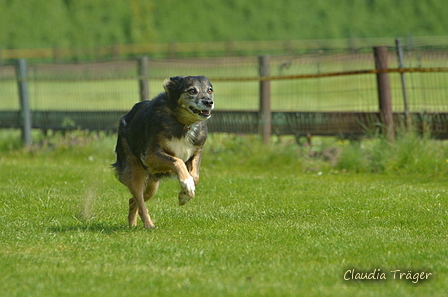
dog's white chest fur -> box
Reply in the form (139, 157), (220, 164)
(165, 132), (196, 162)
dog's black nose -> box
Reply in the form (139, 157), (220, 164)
(203, 99), (214, 107)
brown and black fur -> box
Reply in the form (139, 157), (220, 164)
(113, 76), (214, 228)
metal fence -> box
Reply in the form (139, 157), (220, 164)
(1, 44), (448, 145)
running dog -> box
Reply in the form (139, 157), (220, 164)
(113, 76), (214, 228)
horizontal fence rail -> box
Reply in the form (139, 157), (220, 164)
(209, 67), (448, 82)
(1, 43), (448, 145)
(2, 36), (448, 61)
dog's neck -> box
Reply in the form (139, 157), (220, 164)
(172, 109), (203, 127)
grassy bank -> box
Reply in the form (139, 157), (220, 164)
(2, 0), (448, 49)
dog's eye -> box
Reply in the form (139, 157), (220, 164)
(188, 88), (197, 95)
(207, 88), (213, 94)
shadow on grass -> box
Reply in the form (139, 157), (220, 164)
(48, 222), (145, 234)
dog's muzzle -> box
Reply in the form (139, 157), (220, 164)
(189, 99), (214, 119)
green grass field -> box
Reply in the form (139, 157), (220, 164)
(0, 131), (446, 296)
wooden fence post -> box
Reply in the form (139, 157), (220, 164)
(16, 59), (32, 146)
(53, 46), (61, 63)
(373, 46), (395, 143)
(169, 42), (177, 58)
(225, 40), (234, 56)
(138, 56), (149, 102)
(259, 55), (271, 145)
(395, 38), (412, 130)
(112, 44), (120, 61)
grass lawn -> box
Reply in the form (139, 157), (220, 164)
(0, 133), (446, 296)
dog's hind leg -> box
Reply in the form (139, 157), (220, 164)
(128, 190), (157, 228)
(127, 167), (156, 229)
(130, 179), (160, 227)
(128, 197), (139, 227)
(144, 179), (160, 202)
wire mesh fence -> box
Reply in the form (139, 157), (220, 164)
(1, 45), (447, 140)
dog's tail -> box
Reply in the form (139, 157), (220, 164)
(113, 101), (151, 179)
(112, 117), (129, 174)
(112, 102), (146, 175)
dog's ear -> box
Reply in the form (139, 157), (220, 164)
(163, 76), (184, 94)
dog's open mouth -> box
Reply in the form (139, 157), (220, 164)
(189, 106), (211, 118)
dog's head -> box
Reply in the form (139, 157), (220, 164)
(163, 76), (214, 124)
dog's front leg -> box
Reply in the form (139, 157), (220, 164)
(173, 159), (195, 206)
(147, 151), (195, 205)
(186, 149), (202, 186)
(179, 150), (203, 206)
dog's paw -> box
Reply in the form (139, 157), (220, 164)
(179, 176), (195, 198)
(178, 176), (195, 206)
(178, 191), (192, 206)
